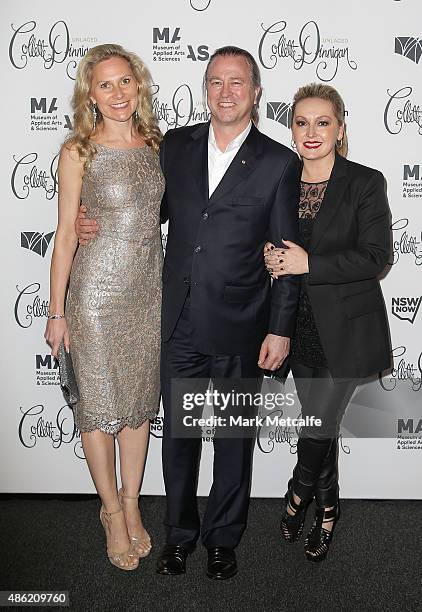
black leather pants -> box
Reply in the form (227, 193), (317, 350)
(291, 363), (357, 507)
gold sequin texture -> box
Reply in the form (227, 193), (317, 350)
(66, 144), (164, 434)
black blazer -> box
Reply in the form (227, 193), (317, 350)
(160, 122), (301, 355)
(305, 153), (392, 378)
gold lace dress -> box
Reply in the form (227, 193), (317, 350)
(66, 143), (164, 433)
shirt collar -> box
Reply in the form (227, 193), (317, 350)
(208, 121), (252, 154)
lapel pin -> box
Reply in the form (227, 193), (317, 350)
(241, 160), (246, 165)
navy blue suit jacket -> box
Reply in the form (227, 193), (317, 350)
(160, 121), (301, 355)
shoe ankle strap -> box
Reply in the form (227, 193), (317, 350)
(319, 506), (338, 522)
(102, 506), (123, 517)
(122, 493), (139, 500)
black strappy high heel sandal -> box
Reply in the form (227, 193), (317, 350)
(304, 504), (340, 562)
(280, 479), (312, 543)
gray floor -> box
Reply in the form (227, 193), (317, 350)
(1, 495), (421, 611)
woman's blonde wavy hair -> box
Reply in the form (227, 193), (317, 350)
(66, 43), (162, 166)
(292, 83), (348, 157)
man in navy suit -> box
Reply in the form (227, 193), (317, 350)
(157, 46), (300, 579)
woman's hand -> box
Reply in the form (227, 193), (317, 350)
(44, 318), (70, 358)
(264, 240), (309, 277)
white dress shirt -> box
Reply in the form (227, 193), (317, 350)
(208, 121), (252, 197)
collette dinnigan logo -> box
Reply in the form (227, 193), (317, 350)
(258, 20), (357, 82)
(391, 218), (422, 266)
(18, 402), (83, 458)
(384, 86), (422, 135)
(9, 20), (94, 79)
(11, 152), (59, 200)
(15, 282), (49, 329)
(151, 83), (209, 130)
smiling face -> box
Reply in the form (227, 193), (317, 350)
(292, 97), (344, 162)
(206, 54), (260, 132)
(90, 56), (139, 125)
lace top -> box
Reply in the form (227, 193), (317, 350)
(290, 181), (328, 368)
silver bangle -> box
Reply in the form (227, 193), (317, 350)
(48, 314), (65, 320)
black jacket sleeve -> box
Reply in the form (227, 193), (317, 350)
(267, 154), (301, 337)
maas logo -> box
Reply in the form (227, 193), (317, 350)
(398, 418), (422, 434)
(395, 37), (422, 64)
(152, 27), (209, 63)
(21, 232), (55, 257)
(391, 297), (422, 323)
(35, 353), (60, 387)
(402, 164), (422, 198)
(266, 102), (292, 128)
(30, 98), (72, 132)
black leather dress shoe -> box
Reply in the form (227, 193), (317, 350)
(156, 544), (191, 575)
(206, 547), (237, 580)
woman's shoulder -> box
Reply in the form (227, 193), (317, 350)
(60, 139), (84, 162)
(339, 155), (384, 184)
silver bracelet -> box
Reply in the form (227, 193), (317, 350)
(48, 314), (65, 320)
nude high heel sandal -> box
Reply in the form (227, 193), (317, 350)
(118, 488), (152, 558)
(99, 506), (139, 570)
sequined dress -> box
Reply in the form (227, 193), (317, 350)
(66, 143), (164, 433)
(290, 181), (328, 368)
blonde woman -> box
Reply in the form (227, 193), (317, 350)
(45, 44), (164, 570)
(265, 84), (391, 562)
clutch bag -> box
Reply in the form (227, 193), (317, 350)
(58, 341), (80, 405)
(266, 356), (291, 385)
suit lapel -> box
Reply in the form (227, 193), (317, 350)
(190, 122), (209, 205)
(310, 153), (350, 252)
(208, 123), (262, 207)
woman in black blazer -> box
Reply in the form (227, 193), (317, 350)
(265, 83), (391, 562)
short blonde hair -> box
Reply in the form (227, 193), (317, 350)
(66, 43), (161, 166)
(292, 83), (348, 157)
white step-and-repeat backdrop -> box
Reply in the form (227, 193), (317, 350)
(1, 0), (421, 497)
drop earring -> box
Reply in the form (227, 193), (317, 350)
(92, 103), (97, 130)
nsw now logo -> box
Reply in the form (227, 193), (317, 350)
(391, 296), (422, 324)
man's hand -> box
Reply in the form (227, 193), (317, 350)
(75, 204), (99, 245)
(258, 334), (290, 371)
